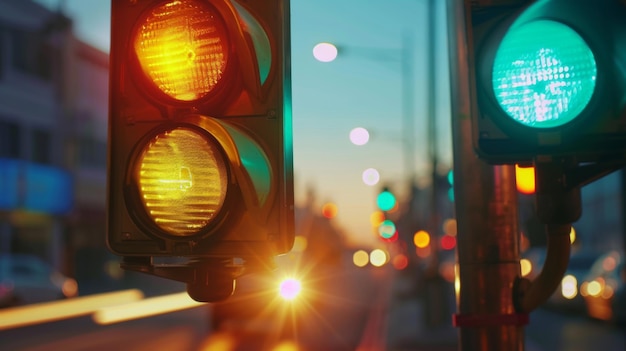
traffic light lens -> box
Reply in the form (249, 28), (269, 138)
(136, 128), (228, 236)
(134, 0), (229, 102)
(492, 20), (597, 128)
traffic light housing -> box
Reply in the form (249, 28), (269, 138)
(106, 0), (293, 301)
(467, 0), (626, 164)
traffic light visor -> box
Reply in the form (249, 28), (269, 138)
(492, 20), (597, 129)
(133, 0), (230, 102)
(135, 127), (229, 236)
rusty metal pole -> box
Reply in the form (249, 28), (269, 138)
(446, 0), (525, 350)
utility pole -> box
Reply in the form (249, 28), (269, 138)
(446, 1), (525, 350)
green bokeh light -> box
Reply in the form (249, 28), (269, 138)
(492, 20), (597, 128)
(376, 190), (396, 212)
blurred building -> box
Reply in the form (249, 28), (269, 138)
(0, 0), (109, 285)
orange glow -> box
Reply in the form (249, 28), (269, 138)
(413, 230), (430, 248)
(369, 211), (385, 228)
(321, 202), (338, 218)
(134, 0), (229, 101)
(416, 246), (431, 258)
(0, 289), (144, 330)
(442, 218), (457, 236)
(93, 292), (205, 325)
(392, 254), (409, 270)
(515, 164), (535, 194)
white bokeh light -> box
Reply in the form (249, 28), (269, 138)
(313, 42), (338, 63)
(349, 127), (370, 146)
(362, 168), (380, 186)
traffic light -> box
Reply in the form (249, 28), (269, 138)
(467, 0), (626, 164)
(107, 0), (293, 301)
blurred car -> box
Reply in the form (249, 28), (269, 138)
(546, 249), (603, 313)
(0, 254), (78, 308)
(580, 250), (626, 324)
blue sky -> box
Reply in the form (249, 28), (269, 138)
(34, 0), (454, 246)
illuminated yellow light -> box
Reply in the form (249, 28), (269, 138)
(0, 289), (144, 330)
(413, 230), (430, 249)
(560, 275), (578, 299)
(137, 128), (228, 236)
(520, 258), (533, 277)
(569, 226), (576, 244)
(93, 292), (205, 325)
(515, 165), (535, 194)
(134, 0), (229, 101)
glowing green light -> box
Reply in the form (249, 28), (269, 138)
(492, 20), (596, 128)
(376, 190), (396, 211)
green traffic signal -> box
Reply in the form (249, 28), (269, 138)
(493, 20), (597, 129)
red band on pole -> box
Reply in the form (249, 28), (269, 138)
(452, 313), (529, 328)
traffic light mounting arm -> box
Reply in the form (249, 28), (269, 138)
(513, 155), (626, 312)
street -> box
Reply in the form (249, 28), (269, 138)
(1, 267), (624, 351)
(0, 262), (391, 351)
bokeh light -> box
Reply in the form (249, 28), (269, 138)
(378, 219), (396, 239)
(376, 190), (396, 211)
(313, 42), (338, 62)
(353, 250), (370, 268)
(369, 211), (385, 228)
(560, 275), (578, 299)
(413, 230), (430, 249)
(362, 168), (380, 186)
(442, 218), (457, 236)
(321, 202), (338, 218)
(349, 127), (370, 146)
(392, 254), (409, 270)
(370, 249), (388, 267)
(440, 234), (457, 250)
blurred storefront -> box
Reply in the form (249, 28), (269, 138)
(0, 0), (110, 290)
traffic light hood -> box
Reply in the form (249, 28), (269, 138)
(470, 0), (626, 163)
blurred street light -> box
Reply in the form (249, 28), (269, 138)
(313, 33), (417, 183)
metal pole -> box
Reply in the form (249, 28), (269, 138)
(401, 32), (416, 183)
(446, 0), (525, 349)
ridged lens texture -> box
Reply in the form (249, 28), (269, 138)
(492, 20), (597, 128)
(134, 0), (229, 102)
(137, 128), (228, 236)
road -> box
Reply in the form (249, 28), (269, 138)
(1, 266), (624, 351)
(0, 262), (391, 351)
